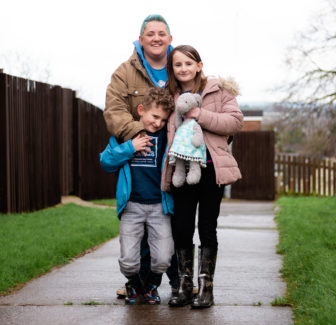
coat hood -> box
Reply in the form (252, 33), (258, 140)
(133, 40), (173, 88)
(206, 76), (240, 97)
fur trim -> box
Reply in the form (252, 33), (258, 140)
(218, 77), (240, 96)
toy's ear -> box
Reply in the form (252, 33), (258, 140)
(195, 94), (202, 107)
(175, 95), (184, 110)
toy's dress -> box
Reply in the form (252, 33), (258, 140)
(169, 119), (207, 168)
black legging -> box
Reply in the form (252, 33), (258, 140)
(171, 162), (224, 249)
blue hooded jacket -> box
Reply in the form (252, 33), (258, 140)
(100, 136), (174, 219)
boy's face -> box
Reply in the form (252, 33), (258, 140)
(137, 103), (169, 133)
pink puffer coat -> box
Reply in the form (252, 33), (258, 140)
(161, 77), (244, 191)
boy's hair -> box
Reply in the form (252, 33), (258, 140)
(166, 45), (207, 96)
(140, 14), (170, 36)
(142, 87), (175, 114)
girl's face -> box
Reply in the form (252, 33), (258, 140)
(172, 51), (203, 90)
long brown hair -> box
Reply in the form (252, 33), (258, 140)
(166, 45), (207, 96)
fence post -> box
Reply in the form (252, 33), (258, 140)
(283, 155), (287, 194)
(277, 154), (282, 194)
(318, 159), (322, 196)
(306, 157), (311, 195)
(334, 162), (336, 196)
(322, 159), (327, 196)
(0, 72), (7, 212)
(297, 156), (302, 194)
(281, 154), (286, 194)
(275, 154), (280, 194)
(288, 156), (293, 193)
(327, 160), (330, 196)
(72, 95), (80, 197)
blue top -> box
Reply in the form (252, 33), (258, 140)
(129, 128), (166, 203)
(99, 136), (174, 219)
(146, 65), (167, 88)
(133, 40), (173, 87)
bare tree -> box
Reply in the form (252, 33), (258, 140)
(282, 0), (336, 107)
(0, 50), (51, 83)
(271, 0), (336, 157)
(0, 50), (87, 103)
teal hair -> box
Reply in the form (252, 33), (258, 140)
(140, 14), (170, 36)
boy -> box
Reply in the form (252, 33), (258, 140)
(100, 88), (175, 305)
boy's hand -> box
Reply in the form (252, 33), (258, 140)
(132, 134), (153, 156)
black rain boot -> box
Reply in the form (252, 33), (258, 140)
(168, 246), (194, 307)
(143, 271), (163, 305)
(125, 274), (144, 305)
(191, 246), (217, 308)
(166, 252), (180, 296)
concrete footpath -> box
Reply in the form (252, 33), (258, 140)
(0, 201), (293, 325)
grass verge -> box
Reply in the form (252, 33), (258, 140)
(90, 198), (116, 207)
(0, 203), (119, 295)
(276, 196), (336, 324)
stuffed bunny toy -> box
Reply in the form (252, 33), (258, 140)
(168, 93), (207, 187)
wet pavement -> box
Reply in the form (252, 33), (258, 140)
(0, 200), (293, 325)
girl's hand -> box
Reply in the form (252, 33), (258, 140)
(132, 134), (153, 156)
(185, 107), (201, 120)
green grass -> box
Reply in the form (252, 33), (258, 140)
(0, 203), (119, 295)
(271, 296), (291, 307)
(252, 301), (262, 306)
(81, 300), (104, 305)
(276, 196), (336, 324)
(64, 301), (73, 305)
(90, 198), (116, 207)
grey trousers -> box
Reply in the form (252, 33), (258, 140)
(119, 201), (174, 277)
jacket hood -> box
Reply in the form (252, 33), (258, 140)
(133, 40), (173, 87)
(206, 76), (240, 97)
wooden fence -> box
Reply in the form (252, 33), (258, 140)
(75, 99), (117, 200)
(3, 72), (334, 213)
(231, 131), (275, 200)
(0, 72), (116, 213)
(275, 153), (336, 196)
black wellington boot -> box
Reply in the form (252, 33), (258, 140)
(191, 246), (217, 309)
(125, 274), (144, 305)
(143, 271), (163, 305)
(168, 246), (194, 307)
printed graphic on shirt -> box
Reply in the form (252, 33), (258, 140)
(130, 137), (158, 167)
(157, 80), (166, 88)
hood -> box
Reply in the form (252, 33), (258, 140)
(206, 76), (240, 97)
(133, 40), (173, 87)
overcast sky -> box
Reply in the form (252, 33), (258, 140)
(0, 0), (327, 108)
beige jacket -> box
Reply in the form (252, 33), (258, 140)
(161, 77), (244, 191)
(104, 49), (154, 141)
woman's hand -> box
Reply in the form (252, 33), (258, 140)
(132, 134), (153, 156)
(185, 107), (201, 120)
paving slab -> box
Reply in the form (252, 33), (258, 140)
(0, 200), (293, 324)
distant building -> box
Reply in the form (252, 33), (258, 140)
(241, 110), (263, 131)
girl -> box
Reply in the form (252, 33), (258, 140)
(161, 45), (244, 308)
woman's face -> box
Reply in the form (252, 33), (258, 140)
(139, 21), (172, 61)
(172, 51), (203, 90)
